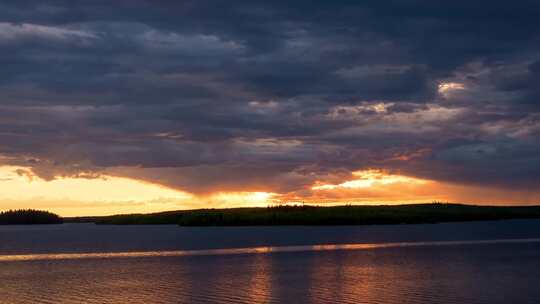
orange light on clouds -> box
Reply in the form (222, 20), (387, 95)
(0, 166), (196, 216)
(438, 82), (465, 98)
(0, 166), (278, 216)
(312, 169), (428, 190)
(0, 166), (193, 202)
(205, 191), (278, 208)
(438, 82), (464, 92)
(305, 169), (438, 205)
(1, 165), (539, 216)
(308, 169), (540, 206)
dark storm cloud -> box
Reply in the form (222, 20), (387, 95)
(1, 0), (540, 194)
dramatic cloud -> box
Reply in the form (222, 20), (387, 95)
(1, 0), (539, 211)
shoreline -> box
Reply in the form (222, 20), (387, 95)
(63, 203), (540, 226)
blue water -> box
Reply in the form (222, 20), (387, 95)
(1, 220), (539, 303)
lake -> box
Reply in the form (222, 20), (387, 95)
(1, 220), (540, 303)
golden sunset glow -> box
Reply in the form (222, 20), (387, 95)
(0, 166), (193, 202)
(0, 166), (196, 216)
(438, 82), (465, 97)
(306, 169), (440, 204)
(306, 169), (540, 206)
(1, 165), (539, 216)
(312, 170), (428, 190)
(206, 191), (278, 208)
(0, 166), (280, 216)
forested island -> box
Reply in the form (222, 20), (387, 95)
(67, 203), (540, 226)
(0, 209), (63, 225)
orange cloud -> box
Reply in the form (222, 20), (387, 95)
(1, 166), (538, 216)
(0, 166), (281, 216)
(304, 169), (540, 206)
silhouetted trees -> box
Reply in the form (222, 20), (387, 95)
(89, 204), (540, 226)
(0, 209), (63, 225)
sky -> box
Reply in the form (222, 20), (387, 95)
(1, 1), (540, 215)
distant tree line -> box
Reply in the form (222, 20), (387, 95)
(0, 209), (63, 225)
(87, 203), (540, 226)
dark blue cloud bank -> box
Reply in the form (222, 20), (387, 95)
(0, 0), (539, 196)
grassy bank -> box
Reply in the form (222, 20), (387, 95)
(71, 204), (540, 226)
(0, 209), (63, 225)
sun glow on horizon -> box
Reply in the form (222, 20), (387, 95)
(0, 165), (198, 216)
(312, 169), (428, 190)
(306, 169), (540, 206)
(0, 166), (279, 216)
(1, 165), (539, 216)
(207, 191), (278, 208)
(0, 166), (193, 202)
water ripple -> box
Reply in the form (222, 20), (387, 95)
(1, 238), (539, 262)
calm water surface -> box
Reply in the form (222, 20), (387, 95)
(1, 220), (540, 303)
